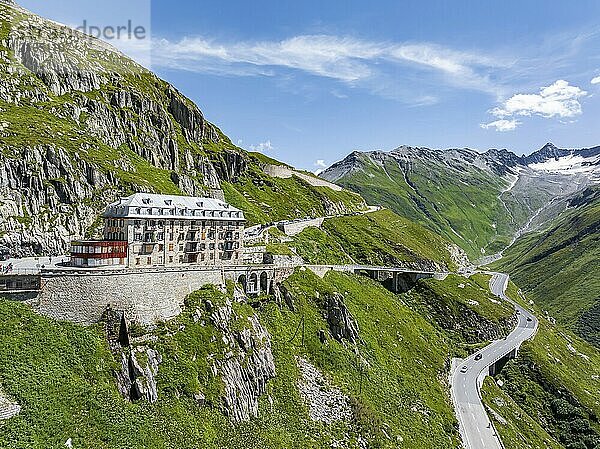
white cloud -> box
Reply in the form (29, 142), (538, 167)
(480, 119), (521, 132)
(482, 80), (588, 131)
(491, 80), (587, 119)
(592, 76), (600, 84)
(249, 140), (274, 153)
(313, 159), (328, 175)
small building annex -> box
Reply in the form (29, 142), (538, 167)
(70, 193), (246, 268)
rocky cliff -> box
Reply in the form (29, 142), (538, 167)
(0, 2), (363, 256)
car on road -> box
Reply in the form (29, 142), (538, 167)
(474, 353), (482, 361)
(527, 317), (533, 322)
(460, 366), (468, 373)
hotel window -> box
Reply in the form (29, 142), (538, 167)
(168, 244), (174, 252)
(147, 257), (152, 265)
(158, 244), (164, 252)
(209, 243), (215, 250)
(169, 256), (174, 263)
(135, 258), (141, 265)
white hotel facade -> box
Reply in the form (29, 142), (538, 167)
(70, 194), (246, 268)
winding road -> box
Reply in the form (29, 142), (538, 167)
(451, 273), (538, 449)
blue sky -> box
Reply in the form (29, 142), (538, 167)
(18, 0), (600, 170)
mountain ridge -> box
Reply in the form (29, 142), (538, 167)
(322, 142), (600, 183)
(320, 142), (599, 259)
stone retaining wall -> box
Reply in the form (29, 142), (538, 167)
(28, 268), (224, 325)
(263, 164), (343, 191)
(278, 218), (325, 236)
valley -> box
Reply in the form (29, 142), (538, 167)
(0, 1), (600, 449)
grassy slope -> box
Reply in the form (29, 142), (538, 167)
(333, 154), (517, 258)
(0, 270), (466, 449)
(482, 283), (600, 449)
(292, 227), (355, 265)
(481, 378), (563, 449)
(494, 186), (600, 346)
(417, 274), (515, 324)
(273, 270), (460, 448)
(320, 209), (457, 269)
(222, 174), (365, 227)
(401, 274), (516, 356)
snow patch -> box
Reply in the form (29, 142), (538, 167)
(529, 154), (600, 183)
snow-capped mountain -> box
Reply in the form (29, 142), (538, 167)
(525, 143), (600, 183)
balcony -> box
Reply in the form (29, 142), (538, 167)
(185, 243), (200, 253)
(143, 234), (158, 243)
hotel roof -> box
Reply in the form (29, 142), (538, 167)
(104, 193), (245, 220)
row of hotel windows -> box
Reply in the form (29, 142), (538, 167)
(71, 257), (126, 267)
(133, 252), (239, 266)
(105, 219), (242, 229)
(130, 231), (239, 243)
(109, 206), (242, 218)
(72, 244), (126, 254)
(134, 242), (240, 253)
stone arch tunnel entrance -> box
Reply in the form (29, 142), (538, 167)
(260, 272), (268, 293)
(229, 268), (275, 296)
(238, 275), (247, 293)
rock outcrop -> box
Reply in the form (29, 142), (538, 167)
(114, 347), (162, 404)
(0, 387), (20, 421)
(128, 347), (162, 403)
(296, 356), (352, 424)
(103, 309), (162, 403)
(325, 292), (360, 344)
(207, 297), (276, 422)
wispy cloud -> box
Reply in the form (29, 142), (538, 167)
(481, 80), (588, 131)
(150, 34), (506, 99)
(592, 75), (600, 84)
